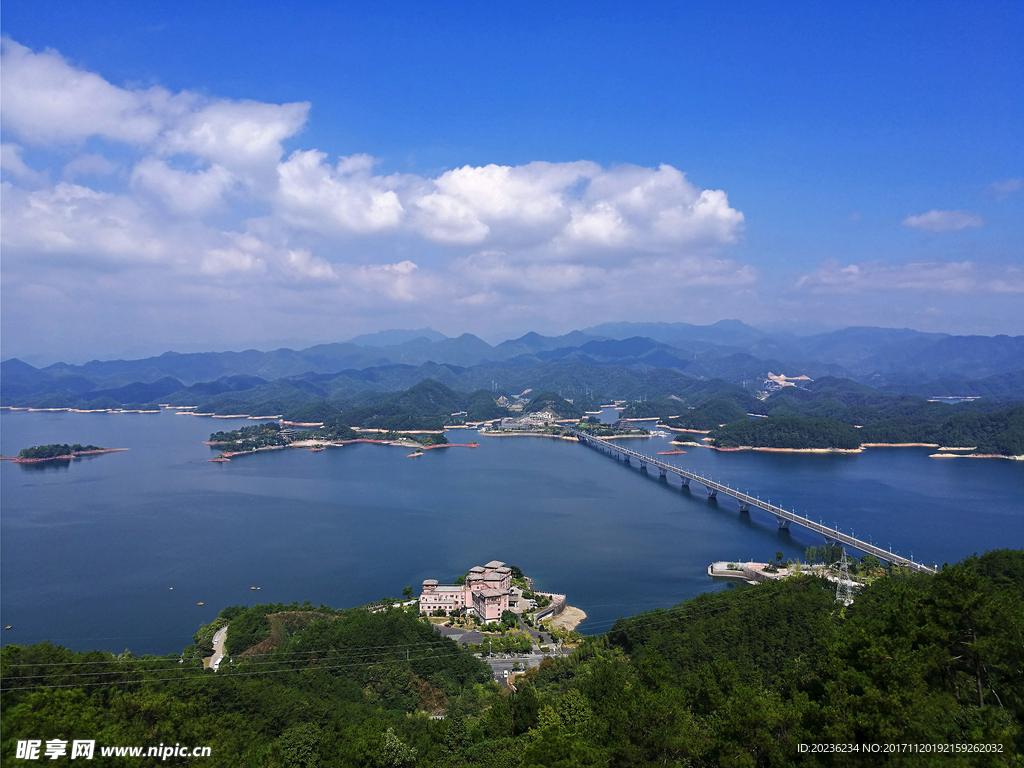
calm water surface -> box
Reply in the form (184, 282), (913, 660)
(2, 409), (1021, 654)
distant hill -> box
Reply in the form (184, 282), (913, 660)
(344, 328), (447, 346)
(3, 323), (1023, 410)
(582, 319), (769, 348)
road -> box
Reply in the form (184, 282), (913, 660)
(208, 626), (227, 671)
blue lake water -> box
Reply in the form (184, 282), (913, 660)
(1, 408), (1021, 655)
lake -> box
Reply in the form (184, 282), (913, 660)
(1, 408), (1021, 655)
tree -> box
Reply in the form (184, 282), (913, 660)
(279, 723), (323, 768)
(402, 585), (414, 600)
(377, 728), (417, 768)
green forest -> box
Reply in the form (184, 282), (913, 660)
(709, 416), (863, 450)
(3, 551), (1022, 766)
(16, 443), (104, 459)
(703, 406), (1024, 455)
(523, 392), (584, 420)
(208, 422), (291, 453)
(609, 376), (1024, 455)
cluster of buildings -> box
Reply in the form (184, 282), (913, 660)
(419, 560), (516, 622)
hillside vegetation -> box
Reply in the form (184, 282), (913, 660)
(3, 551), (1022, 766)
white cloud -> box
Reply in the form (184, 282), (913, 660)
(0, 143), (47, 184)
(343, 260), (428, 302)
(158, 99), (309, 174)
(0, 181), (168, 263)
(454, 249), (756, 297)
(411, 161), (594, 245)
(901, 209), (983, 233)
(63, 153), (119, 180)
(200, 246), (267, 276)
(0, 37), (308, 176)
(795, 260), (1022, 294)
(131, 158), (234, 215)
(0, 37), (189, 146)
(275, 150), (405, 235)
(987, 178), (1021, 200)
(562, 164), (744, 253)
(1, 37), (758, 355)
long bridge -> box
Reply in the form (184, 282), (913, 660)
(572, 430), (937, 574)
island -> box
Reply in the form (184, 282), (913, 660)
(204, 421), (457, 460)
(656, 407), (1024, 458)
(2, 443), (127, 463)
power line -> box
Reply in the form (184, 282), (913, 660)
(3, 579), (824, 691)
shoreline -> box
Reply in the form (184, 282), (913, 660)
(859, 442), (939, 448)
(709, 445), (863, 454)
(700, 442), (1022, 459)
(207, 436), (457, 461)
(930, 452), (1024, 461)
(478, 431), (579, 441)
(546, 605), (586, 632)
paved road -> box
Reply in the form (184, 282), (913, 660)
(209, 626), (227, 671)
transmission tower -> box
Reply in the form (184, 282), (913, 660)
(835, 547), (853, 606)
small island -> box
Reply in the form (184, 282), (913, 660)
(204, 421), (460, 460)
(2, 443), (127, 463)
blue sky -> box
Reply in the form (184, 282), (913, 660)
(2, 1), (1021, 362)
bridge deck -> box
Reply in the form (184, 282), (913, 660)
(572, 430), (936, 574)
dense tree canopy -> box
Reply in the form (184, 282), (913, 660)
(3, 551), (1021, 766)
(16, 443), (103, 459)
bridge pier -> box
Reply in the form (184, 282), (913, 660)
(571, 429), (937, 575)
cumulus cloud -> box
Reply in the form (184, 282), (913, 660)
(275, 151), (405, 235)
(795, 260), (1023, 294)
(901, 209), (983, 233)
(1, 37), (756, 355)
(411, 161), (594, 245)
(0, 37), (308, 177)
(0, 37), (191, 146)
(561, 164), (743, 254)
(158, 99), (309, 174)
(131, 158), (234, 215)
(271, 153), (745, 257)
(1, 181), (169, 263)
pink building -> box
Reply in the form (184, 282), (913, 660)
(420, 560), (511, 622)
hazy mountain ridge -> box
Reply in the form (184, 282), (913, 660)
(3, 323), (1023, 409)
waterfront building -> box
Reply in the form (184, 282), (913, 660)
(420, 560), (511, 621)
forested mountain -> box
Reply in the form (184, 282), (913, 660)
(3, 551), (1021, 765)
(6, 324), (1022, 405)
(4, 324), (1023, 452)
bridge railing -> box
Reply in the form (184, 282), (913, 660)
(571, 429), (936, 574)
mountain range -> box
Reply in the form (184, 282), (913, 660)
(2, 322), (1023, 411)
